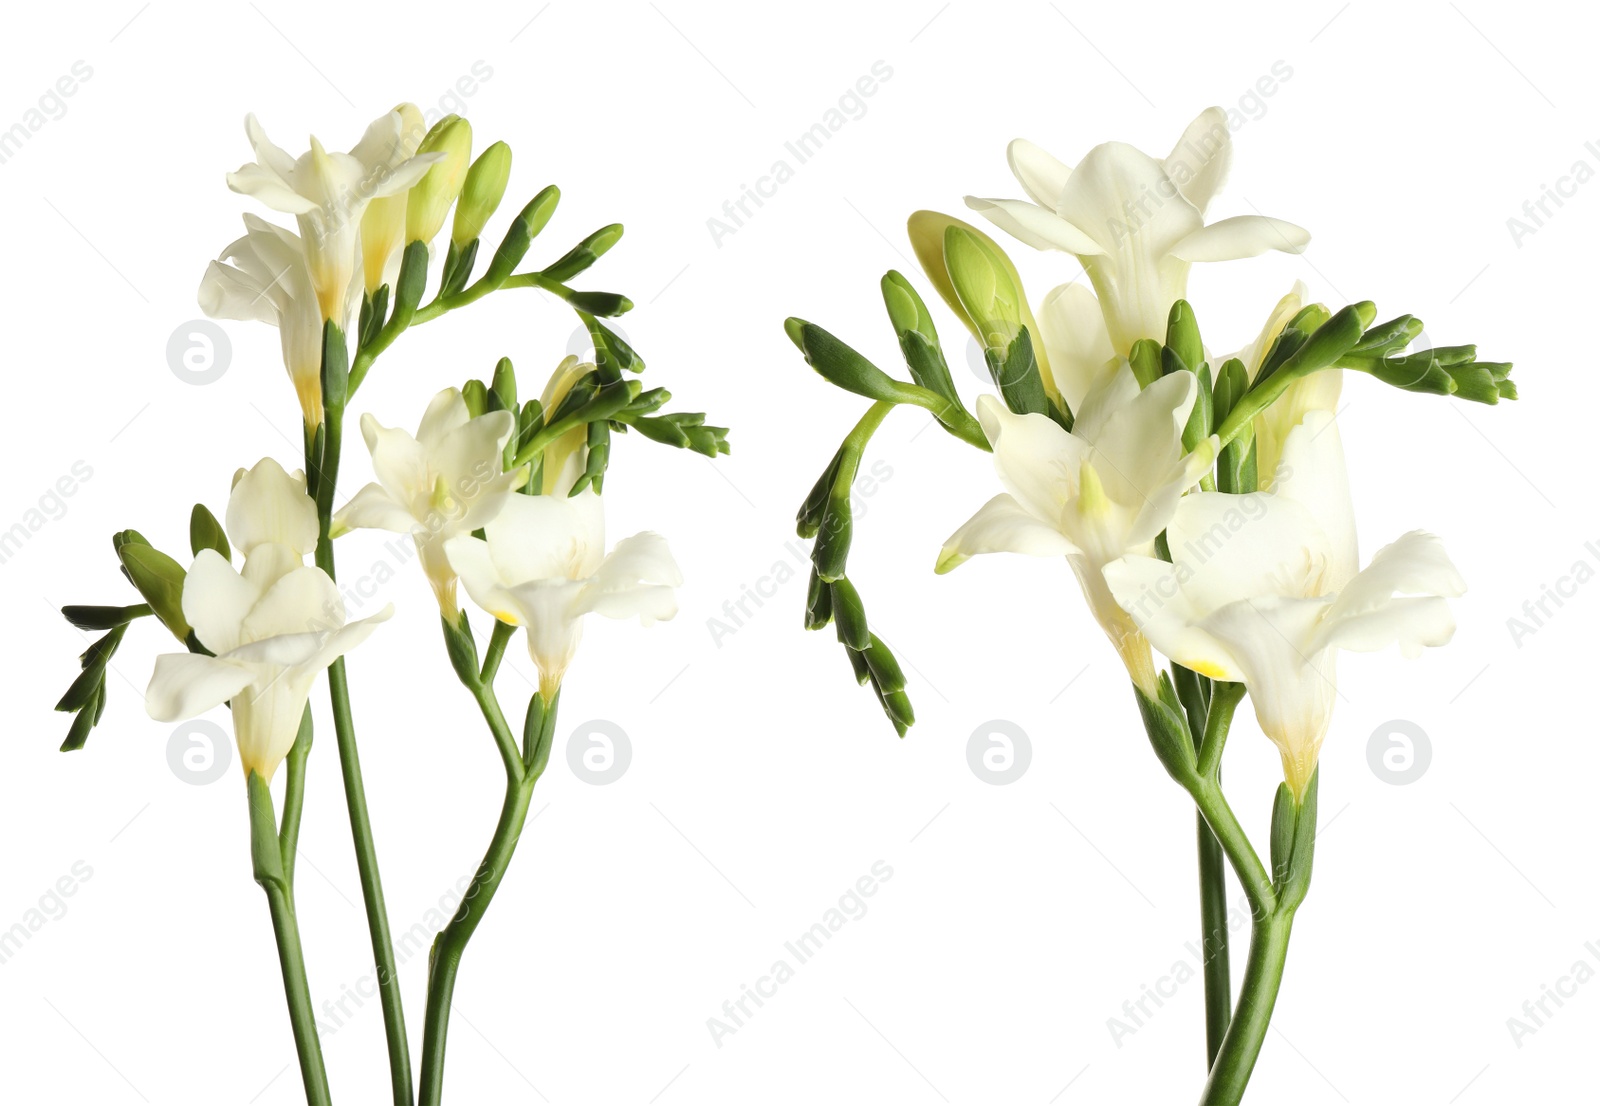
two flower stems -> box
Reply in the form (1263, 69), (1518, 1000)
(248, 769), (332, 1106)
(418, 617), (557, 1105)
(1170, 678), (1314, 1105)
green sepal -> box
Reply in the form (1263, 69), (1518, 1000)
(986, 327), (1050, 417)
(1135, 676), (1198, 783)
(830, 578), (869, 650)
(1182, 363), (1214, 454)
(1171, 663), (1212, 752)
(804, 566), (833, 631)
(812, 498), (852, 582)
(786, 319), (909, 405)
(490, 357), (517, 414)
(1129, 339), (1163, 388)
(248, 770), (286, 890)
(796, 450), (844, 539)
(1271, 769), (1319, 910)
(1212, 358), (1248, 422)
(562, 289), (632, 318)
(1269, 783), (1296, 887)
(441, 610), (481, 688)
(461, 379), (489, 418)
(359, 285), (390, 349)
(1165, 300), (1204, 375)
(861, 635), (905, 694)
(390, 240), (430, 327)
(61, 603), (150, 632)
(320, 321), (349, 415)
(485, 185), (560, 285)
(1217, 433), (1258, 495)
(523, 690), (560, 781)
(568, 418), (610, 496)
(542, 224), (624, 283)
(189, 504), (230, 560)
(117, 542), (190, 641)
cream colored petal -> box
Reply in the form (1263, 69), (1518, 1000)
(1006, 138), (1074, 207)
(227, 458), (319, 557)
(1163, 107), (1232, 214)
(182, 549), (257, 656)
(145, 653), (255, 723)
(936, 493), (1077, 573)
(333, 482), (418, 535)
(1171, 215), (1310, 262)
(1037, 282), (1116, 414)
(976, 395), (1086, 526)
(964, 197), (1107, 256)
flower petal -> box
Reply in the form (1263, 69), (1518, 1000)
(936, 493), (1075, 573)
(964, 197), (1107, 256)
(227, 458), (319, 557)
(976, 395), (1088, 526)
(145, 653), (254, 722)
(1163, 107), (1232, 214)
(182, 549), (258, 655)
(1102, 554), (1245, 681)
(1171, 215), (1310, 262)
(1037, 282), (1116, 414)
(483, 490), (606, 584)
(580, 532), (682, 624)
(1007, 138), (1073, 207)
(333, 482), (417, 535)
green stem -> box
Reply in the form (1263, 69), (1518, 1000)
(277, 706), (314, 886)
(311, 399), (413, 1106)
(1188, 779), (1276, 920)
(248, 772), (332, 1106)
(416, 779), (533, 1105)
(1198, 911), (1296, 1105)
(1195, 810), (1231, 1066)
(479, 620), (514, 685)
(1192, 682), (1244, 1066)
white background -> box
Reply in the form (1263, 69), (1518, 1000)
(2, 1), (1594, 1103)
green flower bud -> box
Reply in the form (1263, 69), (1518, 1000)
(452, 141), (512, 249)
(406, 116), (473, 245)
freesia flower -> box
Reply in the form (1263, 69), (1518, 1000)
(145, 458), (392, 782)
(1225, 281), (1343, 485)
(333, 387), (530, 617)
(444, 490), (681, 698)
(1104, 411), (1465, 798)
(227, 105), (439, 323)
(359, 103), (429, 294)
(936, 364), (1216, 694)
(536, 356), (593, 496)
(965, 107), (1310, 355)
(199, 214), (331, 426)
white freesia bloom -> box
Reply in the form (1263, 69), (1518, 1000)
(198, 214), (332, 426)
(937, 364), (1216, 693)
(227, 106), (439, 323)
(145, 459), (392, 782)
(966, 108), (1310, 355)
(333, 387), (530, 617)
(1104, 411), (1465, 798)
(444, 491), (681, 698)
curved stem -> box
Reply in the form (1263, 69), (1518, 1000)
(1198, 912), (1295, 1105)
(1189, 779), (1276, 920)
(248, 772), (332, 1106)
(417, 755), (539, 1103)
